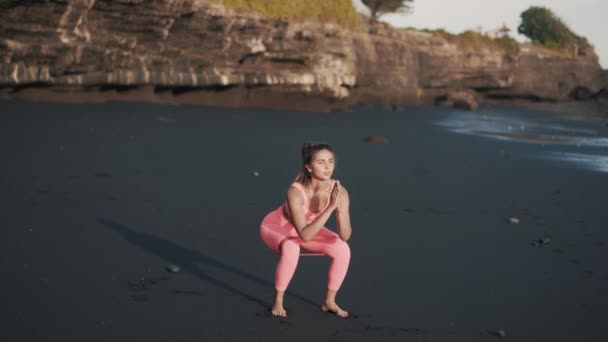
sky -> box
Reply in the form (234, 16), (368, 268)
(352, 0), (607, 68)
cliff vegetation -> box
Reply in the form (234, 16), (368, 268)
(417, 29), (520, 56)
(210, 0), (360, 27)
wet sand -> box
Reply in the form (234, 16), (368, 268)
(1, 100), (607, 341)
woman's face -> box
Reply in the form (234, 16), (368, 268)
(307, 149), (335, 181)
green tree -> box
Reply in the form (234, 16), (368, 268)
(362, 0), (414, 21)
(518, 6), (590, 53)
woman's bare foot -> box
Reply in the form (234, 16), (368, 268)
(321, 302), (349, 318)
(271, 304), (287, 317)
(271, 290), (287, 317)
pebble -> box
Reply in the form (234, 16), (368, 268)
(508, 217), (520, 224)
(251, 171), (260, 177)
(166, 265), (180, 273)
(488, 329), (507, 339)
(532, 237), (551, 246)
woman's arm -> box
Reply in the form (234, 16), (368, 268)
(335, 186), (352, 241)
(287, 183), (340, 242)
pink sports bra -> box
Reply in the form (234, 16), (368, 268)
(282, 180), (336, 221)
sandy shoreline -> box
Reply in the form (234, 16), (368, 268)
(2, 85), (607, 118)
(1, 99), (607, 341)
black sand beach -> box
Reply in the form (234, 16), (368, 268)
(1, 100), (607, 341)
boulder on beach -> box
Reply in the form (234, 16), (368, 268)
(570, 86), (594, 101)
(435, 89), (480, 111)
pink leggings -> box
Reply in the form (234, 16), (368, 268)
(260, 209), (351, 291)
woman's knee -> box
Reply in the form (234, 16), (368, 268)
(280, 239), (301, 257)
(329, 240), (350, 260)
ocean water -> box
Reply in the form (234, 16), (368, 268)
(435, 106), (608, 173)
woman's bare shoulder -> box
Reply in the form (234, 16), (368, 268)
(287, 183), (304, 199)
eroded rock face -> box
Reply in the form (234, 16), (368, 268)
(0, 0), (356, 106)
(506, 46), (604, 101)
(351, 22), (604, 105)
(0, 1), (604, 110)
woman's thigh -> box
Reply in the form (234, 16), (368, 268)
(260, 217), (297, 253)
(299, 228), (342, 254)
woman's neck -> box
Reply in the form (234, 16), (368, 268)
(307, 178), (332, 193)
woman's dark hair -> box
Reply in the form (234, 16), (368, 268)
(294, 142), (335, 185)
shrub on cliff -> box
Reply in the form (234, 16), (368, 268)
(518, 6), (591, 55)
(460, 31), (520, 56)
(420, 29), (520, 56)
(494, 35), (520, 56)
(361, 0), (414, 21)
(213, 0), (360, 27)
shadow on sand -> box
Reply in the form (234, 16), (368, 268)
(97, 218), (319, 310)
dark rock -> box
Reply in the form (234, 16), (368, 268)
(594, 89), (608, 114)
(436, 89), (480, 111)
(570, 86), (593, 101)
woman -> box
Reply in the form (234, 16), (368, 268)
(260, 142), (352, 318)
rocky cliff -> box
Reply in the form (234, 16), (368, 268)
(1, 0), (605, 110)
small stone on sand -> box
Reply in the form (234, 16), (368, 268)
(489, 329), (506, 339)
(532, 237), (551, 246)
(251, 171), (260, 176)
(166, 265), (180, 273)
(509, 217), (520, 224)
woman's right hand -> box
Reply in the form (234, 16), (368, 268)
(329, 180), (341, 210)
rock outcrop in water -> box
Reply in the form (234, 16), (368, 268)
(0, 0), (605, 111)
